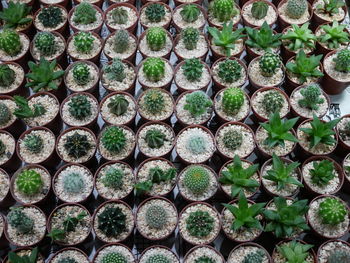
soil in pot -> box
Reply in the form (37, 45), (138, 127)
(0, 131), (16, 168)
(174, 32), (208, 60)
(242, 0), (278, 27)
(272, 240), (315, 263)
(343, 154), (350, 183)
(103, 31), (137, 61)
(184, 245), (225, 263)
(227, 243), (271, 263)
(48, 248), (89, 263)
(64, 61), (99, 93)
(0, 62), (25, 96)
(105, 3), (138, 32)
(173, 4), (206, 30)
(212, 58), (247, 88)
(317, 240), (350, 263)
(140, 2), (172, 29)
(67, 32), (102, 61)
(34, 5), (68, 33)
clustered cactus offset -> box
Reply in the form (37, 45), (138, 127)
(183, 165), (210, 195)
(74, 32), (94, 54)
(16, 169), (43, 195)
(298, 84), (325, 110)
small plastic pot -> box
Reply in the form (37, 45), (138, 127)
(272, 240), (316, 263)
(0, 95), (26, 138)
(207, 4), (241, 29)
(317, 239), (350, 263)
(47, 247), (89, 263)
(172, 4), (207, 31)
(105, 3), (139, 33)
(228, 243), (272, 263)
(140, 2), (173, 30)
(0, 62), (26, 97)
(173, 33), (209, 61)
(33, 5), (69, 35)
(103, 31), (138, 63)
(68, 4), (104, 34)
(0, 130), (21, 172)
(139, 29), (173, 59)
(209, 36), (245, 62)
(311, 0), (348, 29)
(241, 0), (278, 28)
(1, 33), (30, 68)
(277, 0), (313, 30)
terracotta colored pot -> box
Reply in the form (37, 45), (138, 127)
(93, 243), (135, 262)
(140, 2), (173, 30)
(0, 169), (11, 207)
(68, 4), (104, 34)
(139, 246), (179, 262)
(174, 0), (202, 5)
(209, 36), (245, 61)
(207, 4), (242, 29)
(172, 4), (207, 31)
(336, 114), (350, 154)
(317, 239), (350, 262)
(342, 153), (350, 193)
(1, 33), (30, 68)
(73, 0), (103, 7)
(105, 3), (139, 33)
(108, 0), (135, 5)
(228, 243), (272, 263)
(241, 0), (278, 27)
(277, 0), (313, 30)
(173, 33), (209, 61)
(103, 31), (138, 63)
(47, 247), (89, 263)
(0, 95), (26, 138)
(0, 130), (21, 172)
(33, 5), (69, 35)
(272, 240), (316, 263)
(0, 62), (26, 97)
(139, 29), (173, 60)
(311, 0), (348, 29)
(40, 0), (70, 6)
(184, 245), (225, 263)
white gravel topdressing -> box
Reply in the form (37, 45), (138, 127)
(104, 34), (137, 60)
(252, 89), (289, 119)
(140, 5), (172, 27)
(25, 94), (59, 127)
(0, 63), (24, 93)
(105, 6), (138, 30)
(54, 165), (93, 203)
(67, 34), (102, 60)
(0, 132), (15, 166)
(338, 116), (350, 146)
(0, 34), (29, 62)
(138, 60), (173, 88)
(212, 61), (247, 87)
(65, 63), (99, 92)
(139, 33), (173, 58)
(101, 94), (136, 125)
(50, 249), (89, 263)
(278, 2), (310, 24)
(249, 58), (284, 87)
(32, 34), (65, 61)
(313, 0), (345, 21)
(140, 247), (179, 263)
(324, 53), (350, 82)
(175, 64), (211, 91)
(273, 241), (314, 263)
(0, 170), (9, 202)
(70, 7), (103, 31)
(34, 7), (67, 32)
(185, 246), (224, 263)
(173, 6), (206, 29)
(175, 35), (208, 59)
(242, 3), (277, 26)
(0, 99), (16, 129)
(102, 64), (136, 92)
(308, 197), (349, 238)
(208, 8), (240, 27)
(228, 246), (269, 263)
(211, 38), (244, 57)
(318, 241), (350, 263)
(95, 245), (135, 263)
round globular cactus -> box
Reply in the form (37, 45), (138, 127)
(102, 252), (127, 263)
(242, 250), (265, 263)
(145, 3), (166, 23)
(143, 57), (165, 82)
(104, 58), (126, 82)
(111, 7), (128, 25)
(251, 1), (269, 19)
(74, 32), (94, 54)
(182, 58), (203, 82)
(143, 89), (165, 114)
(146, 27), (167, 51)
(328, 250), (350, 263)
(101, 126), (127, 154)
(223, 130), (243, 151)
(319, 197), (347, 225)
(114, 29), (129, 54)
(145, 204), (168, 229)
(186, 135), (207, 155)
(180, 4), (201, 23)
(73, 63), (90, 85)
(23, 134), (43, 154)
(183, 91), (213, 118)
(145, 128), (166, 149)
(0, 29), (22, 56)
(63, 172), (85, 194)
(334, 49), (350, 73)
(34, 32), (56, 56)
(63, 132), (91, 159)
(146, 254), (171, 263)
(212, 0), (238, 22)
(181, 27), (200, 50)
(0, 102), (11, 126)
(218, 59), (242, 83)
(16, 169), (43, 195)
(262, 90), (284, 115)
(7, 208), (34, 234)
(183, 165), (210, 195)
(0, 64), (16, 87)
(259, 52), (281, 77)
(102, 167), (124, 189)
(286, 0), (308, 19)
(222, 87), (244, 115)
(68, 94), (92, 120)
(108, 95), (129, 116)
(97, 206), (126, 237)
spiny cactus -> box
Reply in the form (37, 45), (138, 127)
(222, 87), (244, 115)
(63, 172), (85, 194)
(328, 250), (350, 263)
(251, 1), (269, 19)
(114, 29), (129, 53)
(334, 49), (350, 73)
(182, 27), (199, 50)
(259, 52), (281, 77)
(102, 252), (127, 263)
(146, 254), (170, 263)
(101, 126), (127, 154)
(212, 0), (238, 22)
(57, 257), (78, 263)
(286, 0), (308, 19)
(111, 7), (128, 24)
(74, 32), (94, 54)
(23, 134), (43, 154)
(0, 140), (6, 156)
(0, 102), (11, 126)
(145, 128), (166, 149)
(102, 167), (124, 189)
(0, 29), (22, 56)
(180, 4), (200, 23)
(108, 95), (129, 116)
(34, 32), (56, 56)
(68, 94), (92, 120)
(223, 130), (243, 151)
(145, 3), (166, 23)
(143, 57), (165, 82)
(186, 134), (207, 154)
(73, 63), (90, 85)
(105, 58), (126, 82)
(194, 256), (215, 263)
(143, 89), (165, 114)
(319, 197), (347, 225)
(0, 64), (15, 87)
(97, 206), (127, 237)
(183, 165), (210, 195)
(186, 210), (214, 237)
(262, 90), (284, 115)
(242, 250), (265, 263)
(218, 59), (242, 83)
(73, 2), (97, 25)
(63, 132), (92, 159)
(145, 204), (168, 229)
(184, 91), (213, 117)
(182, 58), (203, 82)
(16, 169), (43, 195)
(7, 208), (34, 234)
(146, 27), (166, 51)
(298, 84), (325, 110)
(38, 5), (64, 28)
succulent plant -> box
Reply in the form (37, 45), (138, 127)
(211, 0), (238, 22)
(8, 247), (38, 263)
(182, 58), (203, 82)
(145, 128), (166, 149)
(146, 254), (171, 263)
(16, 169), (43, 195)
(38, 5), (64, 28)
(251, 1), (268, 19)
(184, 91), (212, 117)
(194, 256), (216, 263)
(319, 197), (347, 225)
(102, 252), (127, 263)
(186, 134), (208, 155)
(101, 126), (127, 154)
(0, 140), (6, 156)
(286, 0), (308, 19)
(218, 59), (242, 83)
(282, 23), (316, 51)
(13, 95), (46, 119)
(146, 27), (166, 51)
(328, 250), (350, 263)
(102, 167), (124, 189)
(318, 21), (349, 49)
(145, 3), (165, 22)
(108, 95), (129, 116)
(63, 172), (85, 194)
(23, 134), (43, 154)
(74, 32), (94, 54)
(63, 132), (92, 159)
(104, 58), (126, 82)
(262, 90), (284, 115)
(0, 64), (15, 87)
(7, 208), (34, 234)
(334, 49), (350, 73)
(114, 29), (130, 53)
(242, 250), (265, 263)
(58, 257), (78, 263)
(317, 0), (345, 16)
(182, 27), (200, 50)
(63, 211), (87, 232)
(0, 29), (22, 56)
(298, 84), (325, 110)
(111, 7), (128, 24)
(143, 89), (165, 114)
(186, 210), (214, 237)
(259, 52), (282, 77)
(68, 94), (91, 120)
(277, 240), (313, 263)
(143, 57), (165, 82)
(73, 63), (90, 85)
(0, 1), (32, 29)
(73, 2), (97, 25)
(183, 165), (210, 195)
(34, 32), (56, 56)
(223, 130), (243, 151)
(180, 4), (200, 23)
(0, 102), (11, 126)
(245, 22), (282, 52)
(97, 206), (127, 237)
(222, 87), (244, 115)
(145, 204), (168, 229)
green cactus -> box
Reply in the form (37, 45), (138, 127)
(63, 172), (85, 194)
(222, 87), (244, 115)
(73, 2), (97, 25)
(242, 250), (265, 263)
(68, 94), (92, 120)
(223, 130), (243, 151)
(97, 206), (127, 237)
(38, 5), (64, 28)
(184, 91), (213, 117)
(7, 208), (34, 234)
(183, 165), (210, 195)
(194, 256), (215, 263)
(186, 134), (207, 154)
(0, 140), (6, 156)
(23, 134), (43, 154)
(105, 58), (126, 82)
(0, 64), (15, 87)
(182, 58), (203, 82)
(145, 128), (167, 149)
(0, 102), (11, 126)
(212, 0), (238, 22)
(111, 7), (128, 24)
(218, 59), (242, 83)
(262, 90), (284, 115)
(180, 4), (200, 23)
(146, 254), (170, 263)
(108, 95), (129, 116)
(145, 3), (166, 23)
(146, 27), (166, 51)
(259, 52), (281, 77)
(16, 169), (43, 195)
(143, 57), (165, 82)
(73, 63), (90, 85)
(251, 1), (269, 19)
(114, 29), (129, 53)
(182, 27), (200, 50)
(101, 126), (127, 154)
(143, 89), (165, 114)
(102, 252), (127, 263)
(74, 32), (94, 54)
(145, 204), (168, 229)
(57, 257), (78, 263)
(0, 29), (22, 56)
(328, 250), (350, 263)
(186, 210), (214, 237)
(102, 167), (124, 189)
(319, 197), (347, 225)
(34, 32), (56, 56)
(298, 84), (325, 110)
(149, 166), (176, 183)
(334, 49), (350, 73)
(63, 132), (92, 159)
(286, 0), (308, 19)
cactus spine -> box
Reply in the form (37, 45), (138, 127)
(143, 57), (165, 82)
(146, 27), (166, 51)
(222, 87), (244, 115)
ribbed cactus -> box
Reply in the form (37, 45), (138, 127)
(143, 89), (165, 114)
(105, 58), (126, 82)
(183, 165), (210, 194)
(102, 167), (124, 189)
(180, 4), (200, 23)
(0, 29), (22, 56)
(146, 27), (166, 51)
(68, 94), (92, 120)
(63, 172), (85, 194)
(73, 2), (97, 25)
(182, 58), (203, 82)
(38, 5), (64, 28)
(102, 252), (127, 263)
(145, 205), (167, 229)
(251, 1), (269, 19)
(212, 0), (238, 22)
(7, 208), (34, 234)
(145, 3), (166, 23)
(63, 132), (92, 159)
(186, 135), (207, 154)
(0, 64), (15, 87)
(16, 169), (43, 195)
(23, 134), (43, 154)
(146, 254), (170, 263)
(334, 49), (350, 73)
(319, 197), (347, 225)
(328, 250), (350, 263)
(111, 7), (128, 24)
(97, 206), (126, 237)
(145, 128), (166, 149)
(223, 130), (243, 151)
(0, 102), (11, 126)
(259, 52), (281, 77)
(242, 250), (265, 263)
(218, 59), (242, 83)
(222, 87), (244, 115)
(74, 32), (94, 54)
(114, 29), (129, 53)
(143, 57), (165, 82)
(182, 27), (199, 50)
(34, 32), (56, 56)
(286, 0), (308, 19)
(101, 126), (127, 153)
(108, 95), (129, 116)
(73, 63), (90, 85)
(262, 91), (284, 115)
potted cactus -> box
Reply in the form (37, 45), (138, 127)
(33, 5), (68, 34)
(0, 130), (19, 171)
(138, 246), (180, 263)
(68, 2), (103, 33)
(105, 3), (139, 33)
(184, 245), (225, 263)
(177, 164), (218, 202)
(139, 26), (173, 59)
(227, 243), (271, 263)
(94, 161), (135, 201)
(312, 0), (347, 26)
(317, 239), (350, 263)
(93, 243), (136, 263)
(0, 62), (25, 96)
(0, 95), (24, 137)
(207, 0), (241, 28)
(337, 114), (350, 152)
(272, 240), (316, 263)
(0, 2), (33, 34)
(92, 200), (134, 243)
(277, 0), (312, 29)
(0, 29), (30, 64)
(172, 4), (206, 31)
(53, 163), (94, 203)
(48, 248), (89, 263)
(4, 247), (45, 263)
(0, 169), (10, 206)
(140, 2), (173, 29)
(241, 0), (278, 27)
(307, 195), (349, 239)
